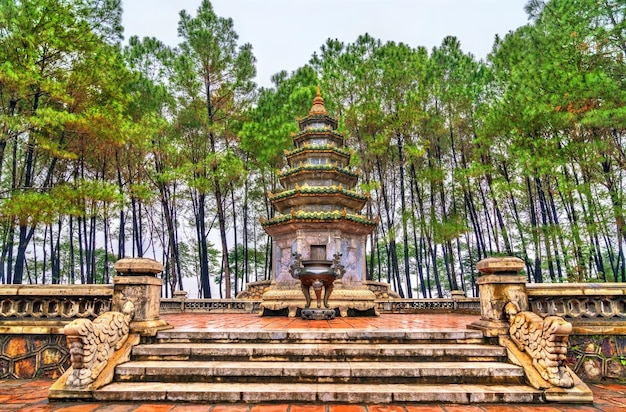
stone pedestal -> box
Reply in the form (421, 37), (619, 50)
(301, 308), (336, 320)
(469, 257), (527, 337)
(113, 258), (172, 336)
(261, 281), (377, 317)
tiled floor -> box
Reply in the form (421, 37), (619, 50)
(1, 313), (626, 412)
(159, 312), (481, 331)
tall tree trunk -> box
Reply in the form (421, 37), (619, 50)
(396, 134), (413, 297)
(535, 177), (556, 282)
(88, 214), (97, 283)
(485, 173), (513, 254)
(131, 197), (143, 257)
(103, 210), (110, 284)
(601, 158), (626, 281)
(502, 162), (533, 281)
(231, 186), (239, 295)
(376, 157), (403, 297)
(478, 185), (496, 255)
(215, 186), (231, 297)
(12, 90), (42, 285)
(428, 161), (443, 298)
(243, 179), (250, 285)
(69, 216), (75, 284)
(526, 176), (543, 283)
(51, 222), (59, 284)
(558, 168), (586, 279)
(410, 164), (427, 297)
(115, 151), (126, 259)
(195, 191), (212, 298)
(78, 215), (86, 284)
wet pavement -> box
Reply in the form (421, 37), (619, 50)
(1, 313), (625, 411)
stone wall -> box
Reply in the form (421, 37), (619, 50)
(235, 280), (272, 300)
(568, 335), (626, 381)
(526, 283), (626, 382)
(1, 260), (170, 380)
(470, 257), (626, 382)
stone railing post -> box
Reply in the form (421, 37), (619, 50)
(173, 290), (188, 313)
(112, 257), (172, 336)
(469, 257), (527, 337)
(450, 290), (465, 311)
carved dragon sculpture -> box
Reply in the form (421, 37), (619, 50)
(64, 300), (135, 388)
(505, 301), (574, 388)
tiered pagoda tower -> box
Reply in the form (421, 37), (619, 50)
(260, 88), (379, 317)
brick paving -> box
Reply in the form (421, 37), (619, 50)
(1, 313), (625, 411)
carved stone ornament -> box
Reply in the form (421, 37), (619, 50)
(64, 301), (135, 388)
(505, 301), (574, 388)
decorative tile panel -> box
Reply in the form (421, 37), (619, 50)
(0, 334), (69, 379)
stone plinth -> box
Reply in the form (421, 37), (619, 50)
(469, 257), (528, 337)
(476, 257), (525, 274)
(301, 308), (336, 320)
(113, 257), (163, 276)
(113, 258), (171, 336)
(261, 282), (377, 317)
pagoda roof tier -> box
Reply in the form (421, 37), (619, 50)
(285, 146), (350, 167)
(279, 165), (358, 188)
(293, 129), (344, 147)
(298, 113), (338, 131)
(269, 186), (368, 213)
(261, 211), (377, 236)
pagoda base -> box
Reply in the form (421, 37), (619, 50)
(260, 282), (378, 317)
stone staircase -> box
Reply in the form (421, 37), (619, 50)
(93, 327), (544, 404)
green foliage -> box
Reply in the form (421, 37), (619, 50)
(240, 66), (319, 168)
(1, 0), (625, 294)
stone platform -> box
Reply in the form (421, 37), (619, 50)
(6, 377), (626, 411)
(93, 317), (541, 404)
(0, 314), (618, 410)
(46, 312), (588, 405)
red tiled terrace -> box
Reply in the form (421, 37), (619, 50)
(1, 313), (625, 412)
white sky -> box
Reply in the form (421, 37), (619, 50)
(121, 0), (530, 88)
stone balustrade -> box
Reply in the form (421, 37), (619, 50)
(2, 255), (626, 384)
(470, 256), (626, 386)
(376, 296), (480, 314)
(0, 285), (112, 321)
(159, 296), (480, 315)
(527, 283), (626, 330)
(1, 258), (171, 382)
(160, 296), (263, 314)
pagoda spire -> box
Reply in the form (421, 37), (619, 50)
(308, 85), (327, 115)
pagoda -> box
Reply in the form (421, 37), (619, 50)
(260, 88), (379, 317)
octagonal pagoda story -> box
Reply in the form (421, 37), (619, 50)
(260, 88), (379, 317)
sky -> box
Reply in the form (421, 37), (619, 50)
(121, 0), (531, 88)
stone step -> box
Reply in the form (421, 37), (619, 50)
(115, 360), (525, 385)
(132, 342), (507, 362)
(95, 381), (543, 404)
(156, 328), (486, 344)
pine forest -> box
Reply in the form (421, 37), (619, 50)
(0, 0), (625, 299)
